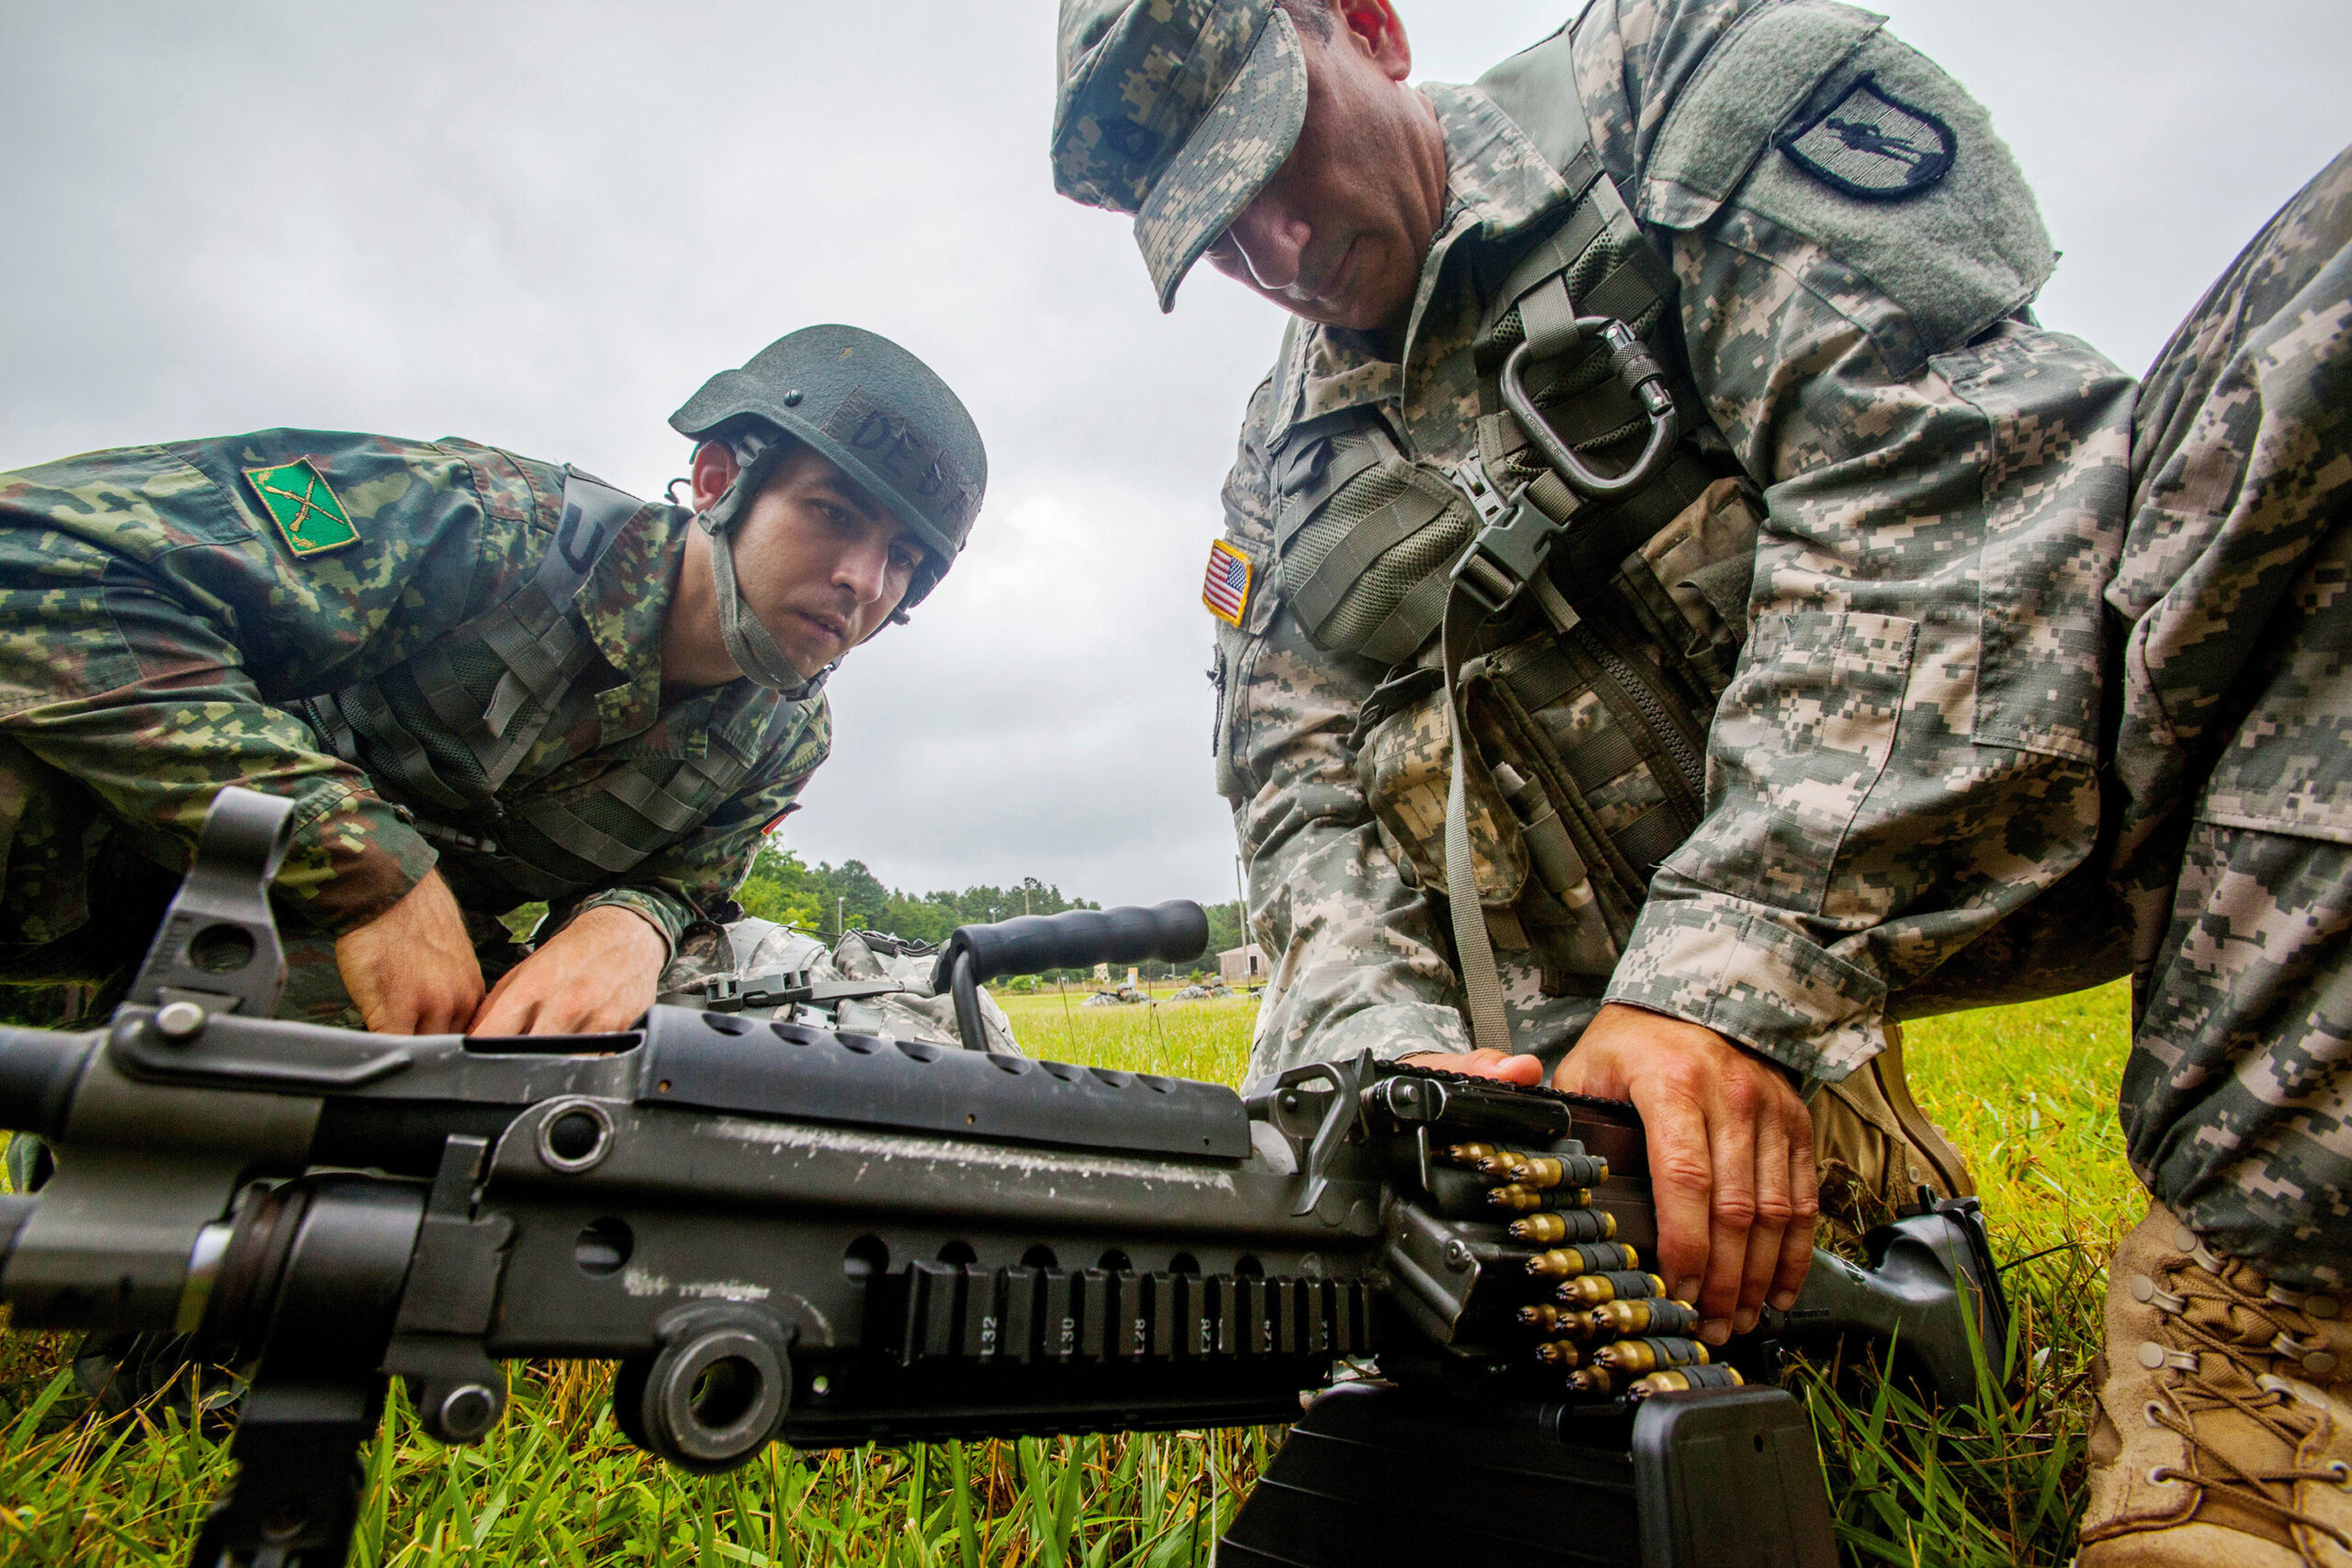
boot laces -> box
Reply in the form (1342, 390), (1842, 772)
(2146, 1252), (2350, 1555)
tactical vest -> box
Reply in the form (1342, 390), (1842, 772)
(297, 469), (815, 904)
(1257, 32), (1761, 1049)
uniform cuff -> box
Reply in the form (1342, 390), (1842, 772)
(1602, 889), (1886, 1082)
(561, 888), (686, 962)
(274, 784), (438, 939)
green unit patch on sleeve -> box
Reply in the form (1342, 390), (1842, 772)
(243, 457), (361, 558)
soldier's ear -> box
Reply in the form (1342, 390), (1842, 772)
(1333, 0), (1410, 79)
(688, 440), (741, 514)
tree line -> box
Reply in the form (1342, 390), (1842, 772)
(734, 843), (1250, 979)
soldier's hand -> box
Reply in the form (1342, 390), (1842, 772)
(1397, 1047), (1545, 1086)
(469, 905), (666, 1036)
(1551, 1003), (1815, 1346)
(334, 871), (485, 1034)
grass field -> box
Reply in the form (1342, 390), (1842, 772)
(0, 983), (2140, 1566)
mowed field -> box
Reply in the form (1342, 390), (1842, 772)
(0, 983), (2140, 1566)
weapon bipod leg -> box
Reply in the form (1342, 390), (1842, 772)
(188, 1366), (385, 1568)
(184, 1175), (428, 1568)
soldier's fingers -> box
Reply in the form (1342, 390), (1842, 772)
(1736, 1111), (1794, 1332)
(1698, 1090), (1759, 1341)
(360, 993), (420, 1035)
(467, 968), (532, 1037)
(1771, 1102), (1820, 1311)
(1402, 1048), (1544, 1086)
(1634, 1091), (1714, 1307)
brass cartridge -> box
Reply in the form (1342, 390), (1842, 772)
(1590, 1297), (1701, 1338)
(1510, 1210), (1618, 1245)
(1523, 1242), (1638, 1278)
(1628, 1365), (1745, 1399)
(1441, 1143), (1504, 1169)
(1506, 1154), (1610, 1189)
(1487, 1184), (1593, 1214)
(1556, 1270), (1667, 1306)
(1510, 1209), (1615, 1247)
(1516, 1303), (1595, 1337)
(1594, 1337), (1710, 1374)
(1566, 1366), (1618, 1396)
(1532, 1339), (1583, 1368)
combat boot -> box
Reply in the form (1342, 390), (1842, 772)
(1809, 1023), (1974, 1248)
(2080, 1201), (2352, 1567)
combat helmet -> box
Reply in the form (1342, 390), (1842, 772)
(670, 325), (987, 690)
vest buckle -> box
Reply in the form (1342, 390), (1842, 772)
(1447, 453), (1564, 618)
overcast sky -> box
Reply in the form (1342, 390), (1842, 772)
(3, 3), (2347, 911)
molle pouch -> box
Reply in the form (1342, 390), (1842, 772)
(1607, 477), (1764, 707)
(1359, 682), (1532, 948)
(1272, 417), (1475, 668)
(1468, 694), (1625, 993)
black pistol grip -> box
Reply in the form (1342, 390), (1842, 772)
(933, 901), (1210, 988)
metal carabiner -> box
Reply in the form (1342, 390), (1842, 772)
(1498, 316), (1679, 501)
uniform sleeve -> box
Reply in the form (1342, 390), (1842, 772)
(561, 698), (833, 955)
(1596, 17), (2137, 1081)
(1217, 382), (1476, 1086)
(0, 437), (495, 938)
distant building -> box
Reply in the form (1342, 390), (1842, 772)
(1218, 944), (1267, 986)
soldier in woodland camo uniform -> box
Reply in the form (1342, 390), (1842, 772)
(0, 325), (984, 1070)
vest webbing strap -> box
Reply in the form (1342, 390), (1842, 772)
(1360, 567), (1460, 667)
(496, 694), (807, 888)
(1441, 590), (1512, 1055)
(1432, 32), (1706, 1032)
(340, 682), (471, 813)
(1274, 425), (1389, 550)
(309, 468), (639, 819)
(1288, 473), (1456, 632)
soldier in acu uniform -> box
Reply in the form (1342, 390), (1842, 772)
(1052, 0), (2107, 1346)
(0, 321), (985, 1106)
(1055, 3), (2352, 1559)
(2075, 152), (2352, 1568)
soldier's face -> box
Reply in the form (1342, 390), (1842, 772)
(730, 446), (925, 677)
(1200, 1), (1442, 333)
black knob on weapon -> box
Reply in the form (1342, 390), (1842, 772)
(931, 901), (1210, 1052)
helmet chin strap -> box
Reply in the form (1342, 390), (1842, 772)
(695, 434), (830, 698)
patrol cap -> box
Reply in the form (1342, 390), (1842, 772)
(669, 324), (987, 567)
(1051, 0), (1309, 311)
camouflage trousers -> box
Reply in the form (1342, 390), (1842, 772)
(2109, 145), (2352, 1289)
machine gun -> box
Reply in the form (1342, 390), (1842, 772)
(0, 788), (2007, 1568)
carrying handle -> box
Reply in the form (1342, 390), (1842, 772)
(932, 903), (1211, 1051)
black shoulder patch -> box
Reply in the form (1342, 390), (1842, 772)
(1777, 73), (1956, 201)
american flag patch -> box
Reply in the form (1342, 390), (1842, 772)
(1202, 539), (1251, 626)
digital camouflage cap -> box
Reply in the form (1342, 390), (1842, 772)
(1051, 0), (1309, 311)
